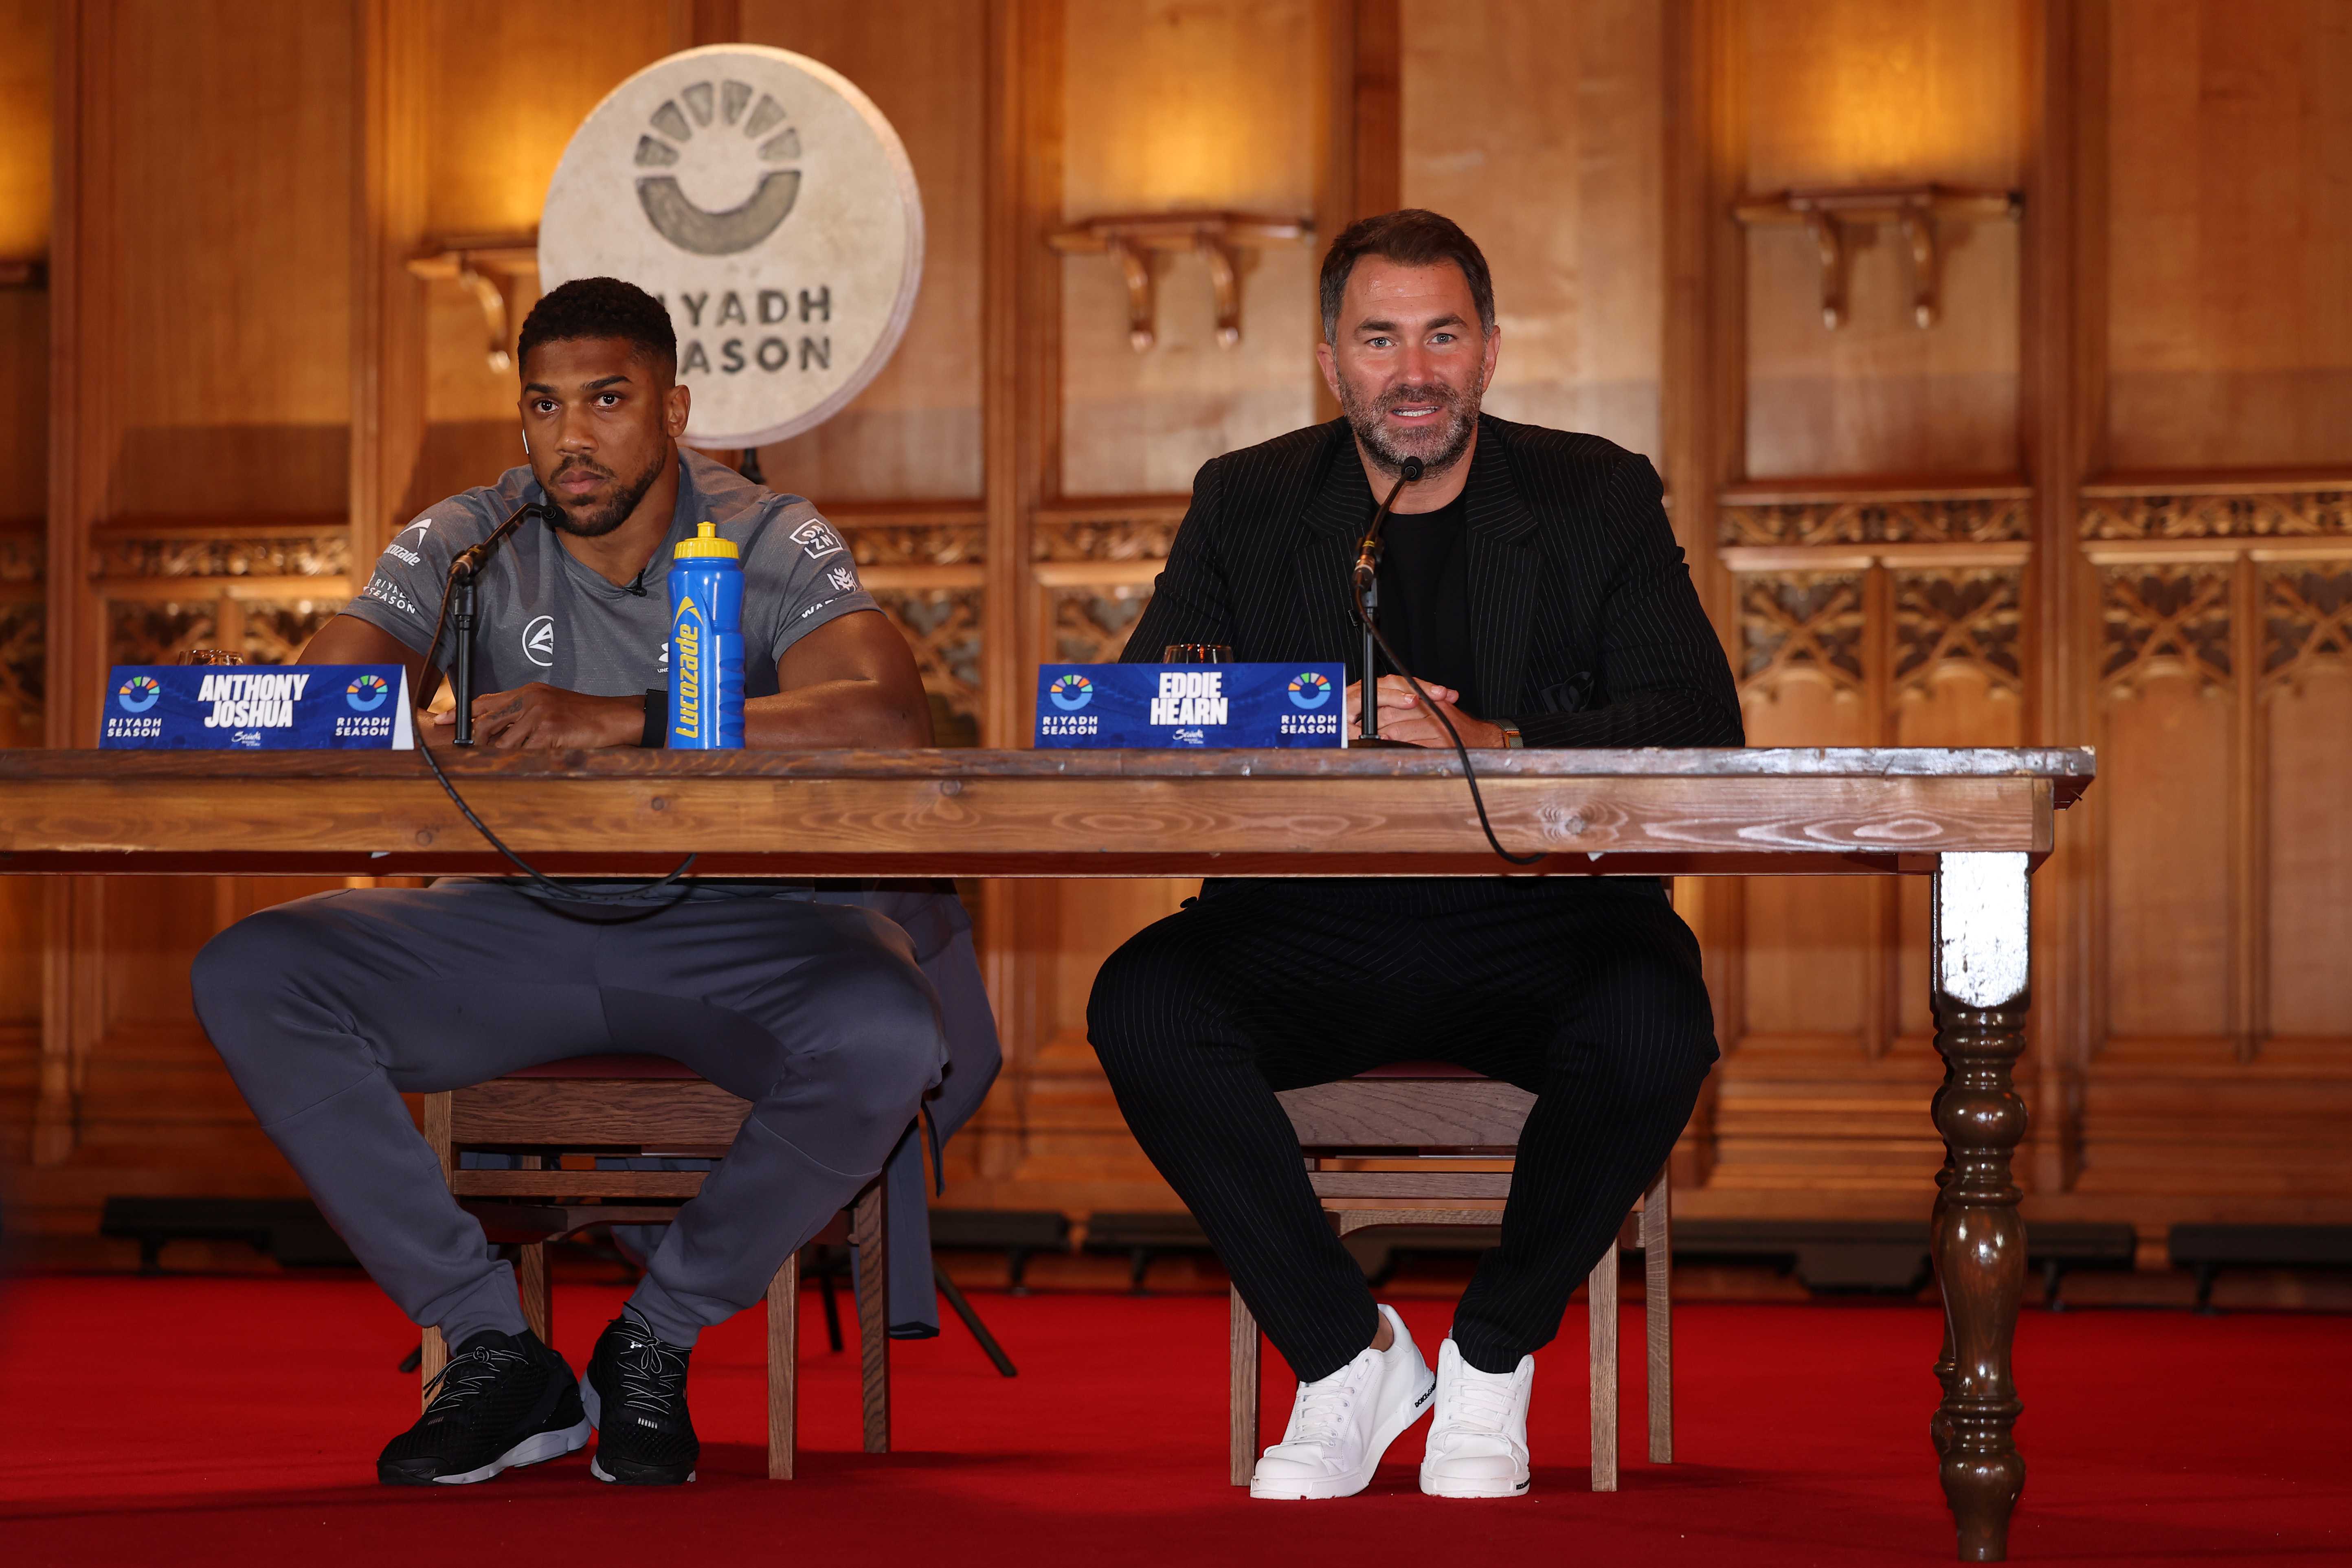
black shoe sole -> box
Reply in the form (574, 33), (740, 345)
(377, 1418), (592, 1486)
(580, 1369), (698, 1485)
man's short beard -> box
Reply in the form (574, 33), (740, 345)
(1337, 374), (1481, 479)
(544, 449), (668, 538)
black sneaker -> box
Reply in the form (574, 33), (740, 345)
(584, 1307), (699, 1485)
(377, 1328), (589, 1485)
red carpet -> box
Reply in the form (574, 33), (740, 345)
(0, 1275), (2344, 1566)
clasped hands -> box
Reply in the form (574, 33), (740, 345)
(429, 684), (642, 749)
(1344, 675), (1507, 749)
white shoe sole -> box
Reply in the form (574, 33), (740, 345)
(1418, 1465), (1531, 1499)
(1250, 1370), (1437, 1501)
(581, 1372), (697, 1485)
(430, 1418), (591, 1485)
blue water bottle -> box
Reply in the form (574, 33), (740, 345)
(667, 521), (745, 748)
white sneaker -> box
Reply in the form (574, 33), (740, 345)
(1419, 1337), (1533, 1498)
(1250, 1304), (1436, 1500)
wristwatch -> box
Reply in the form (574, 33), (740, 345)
(1496, 721), (1524, 749)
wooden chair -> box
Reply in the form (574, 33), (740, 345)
(1228, 1062), (1671, 1492)
(420, 1053), (889, 1480)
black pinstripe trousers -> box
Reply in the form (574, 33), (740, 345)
(1087, 877), (1718, 1381)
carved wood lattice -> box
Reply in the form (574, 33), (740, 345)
(2080, 490), (2352, 540)
(1894, 569), (2022, 695)
(867, 587), (982, 744)
(1720, 495), (2027, 547)
(2262, 564), (2352, 690)
(2100, 565), (2232, 695)
(1738, 572), (1866, 692)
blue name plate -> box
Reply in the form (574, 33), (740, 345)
(100, 665), (415, 750)
(1034, 663), (1347, 748)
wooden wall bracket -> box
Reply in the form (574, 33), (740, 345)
(1734, 185), (2020, 330)
(1047, 212), (1311, 351)
(406, 235), (540, 372)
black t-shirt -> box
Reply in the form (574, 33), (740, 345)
(1372, 492), (1479, 717)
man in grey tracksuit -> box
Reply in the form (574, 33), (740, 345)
(191, 277), (997, 1489)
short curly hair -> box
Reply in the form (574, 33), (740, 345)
(516, 277), (678, 379)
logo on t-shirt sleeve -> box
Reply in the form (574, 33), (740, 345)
(790, 519), (844, 560)
(826, 563), (857, 593)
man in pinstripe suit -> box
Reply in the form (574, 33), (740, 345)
(1087, 210), (1744, 1501)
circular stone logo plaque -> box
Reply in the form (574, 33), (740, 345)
(539, 45), (924, 448)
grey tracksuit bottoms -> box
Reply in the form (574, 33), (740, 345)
(190, 878), (1000, 1352)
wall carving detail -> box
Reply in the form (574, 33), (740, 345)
(842, 522), (986, 567)
(1052, 585), (1152, 665)
(1720, 495), (2028, 548)
(1032, 515), (1179, 563)
(2079, 489), (2352, 540)
(867, 587), (982, 742)
(0, 603), (42, 736)
(91, 532), (349, 580)
(0, 526), (39, 736)
(2262, 566), (2352, 689)
(1894, 569), (2022, 694)
(2101, 566), (2232, 695)
(1738, 572), (1865, 690)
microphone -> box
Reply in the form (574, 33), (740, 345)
(424, 500), (547, 747)
(1352, 455), (1423, 594)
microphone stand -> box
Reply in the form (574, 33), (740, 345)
(1351, 456), (1423, 746)
(426, 501), (546, 747)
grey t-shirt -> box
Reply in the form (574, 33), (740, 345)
(343, 448), (878, 695)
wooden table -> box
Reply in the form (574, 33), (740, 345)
(0, 744), (2091, 1560)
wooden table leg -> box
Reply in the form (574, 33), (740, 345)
(768, 1252), (797, 1479)
(1930, 852), (2031, 1561)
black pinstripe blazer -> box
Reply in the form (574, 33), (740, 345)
(1123, 415), (1746, 749)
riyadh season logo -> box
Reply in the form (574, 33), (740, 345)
(634, 79), (803, 256)
(1047, 673), (1093, 712)
(345, 674), (391, 712)
(116, 675), (162, 713)
(523, 615), (556, 668)
(1287, 671), (1333, 710)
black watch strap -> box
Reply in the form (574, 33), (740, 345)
(641, 689), (668, 748)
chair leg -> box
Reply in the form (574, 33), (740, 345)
(518, 1242), (551, 1346)
(419, 1326), (446, 1411)
(850, 1183), (890, 1454)
(768, 1251), (798, 1480)
(818, 1249), (844, 1353)
(1642, 1163), (1673, 1465)
(1589, 1239), (1619, 1493)
(420, 1092), (453, 1411)
(1229, 1285), (1260, 1487)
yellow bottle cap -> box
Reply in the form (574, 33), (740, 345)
(672, 520), (740, 560)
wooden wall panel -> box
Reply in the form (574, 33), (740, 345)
(2100, 665), (2233, 1042)
(0, 0), (40, 1177)
(1057, 0), (1321, 495)
(2106, 0), (2352, 470)
(104, 0), (354, 518)
(2261, 566), (2352, 1039)
(1399, 0), (1664, 461)
(1739, 0), (2025, 479)
(743, 0), (986, 501)
(413, 0), (674, 512)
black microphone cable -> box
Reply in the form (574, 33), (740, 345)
(1352, 461), (1545, 868)
(411, 501), (700, 910)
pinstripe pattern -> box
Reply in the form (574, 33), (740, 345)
(1087, 878), (1716, 1381)
(1090, 415), (1738, 1384)
(1123, 415), (1745, 749)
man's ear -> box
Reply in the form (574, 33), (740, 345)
(665, 380), (692, 439)
(1480, 324), (1501, 395)
(1315, 340), (1342, 404)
